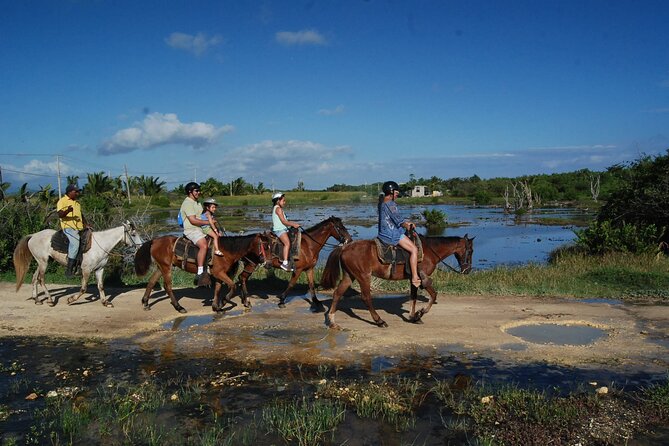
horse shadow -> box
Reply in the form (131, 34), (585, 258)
(136, 284), (217, 311)
(324, 289), (426, 326)
(32, 284), (132, 307)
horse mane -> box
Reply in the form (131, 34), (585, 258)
(305, 216), (340, 233)
(219, 233), (258, 254)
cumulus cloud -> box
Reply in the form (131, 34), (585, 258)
(165, 32), (223, 56)
(99, 112), (234, 155)
(202, 140), (360, 188)
(318, 105), (346, 116)
(275, 29), (327, 46)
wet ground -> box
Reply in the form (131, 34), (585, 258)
(2, 281), (668, 443)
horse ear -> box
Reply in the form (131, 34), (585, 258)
(463, 233), (468, 239)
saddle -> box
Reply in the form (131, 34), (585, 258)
(268, 228), (301, 261)
(374, 234), (423, 273)
(51, 229), (93, 257)
(173, 236), (215, 268)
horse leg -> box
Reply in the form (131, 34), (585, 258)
(37, 260), (56, 306)
(328, 272), (352, 330)
(213, 275), (235, 312)
(237, 266), (253, 309)
(358, 274), (387, 328)
(67, 270), (90, 306)
(94, 268), (114, 308)
(277, 269), (301, 308)
(307, 268), (324, 313)
(162, 267), (186, 313)
(30, 268), (43, 305)
(141, 270), (162, 310)
(411, 280), (437, 323)
(408, 283), (418, 321)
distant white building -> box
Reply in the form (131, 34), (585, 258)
(411, 185), (429, 197)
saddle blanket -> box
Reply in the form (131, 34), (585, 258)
(374, 236), (423, 265)
(269, 230), (301, 261)
(50, 229), (93, 256)
(173, 236), (215, 267)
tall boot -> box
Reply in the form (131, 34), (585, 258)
(65, 258), (76, 278)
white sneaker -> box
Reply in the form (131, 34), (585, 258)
(280, 263), (293, 272)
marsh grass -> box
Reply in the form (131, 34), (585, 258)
(316, 376), (419, 431)
(261, 396), (345, 446)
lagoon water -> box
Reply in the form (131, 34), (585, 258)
(235, 203), (590, 271)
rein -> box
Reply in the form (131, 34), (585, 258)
(299, 225), (344, 248)
(90, 225), (142, 257)
(423, 240), (471, 274)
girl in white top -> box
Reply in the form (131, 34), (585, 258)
(271, 192), (300, 271)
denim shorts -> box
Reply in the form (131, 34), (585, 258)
(273, 229), (288, 237)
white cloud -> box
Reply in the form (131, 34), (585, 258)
(275, 29), (327, 46)
(203, 140), (357, 188)
(318, 105), (345, 116)
(165, 32), (223, 56)
(99, 112), (233, 155)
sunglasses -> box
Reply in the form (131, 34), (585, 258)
(193, 189), (201, 192)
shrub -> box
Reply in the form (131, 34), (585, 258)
(422, 209), (447, 227)
(575, 220), (662, 254)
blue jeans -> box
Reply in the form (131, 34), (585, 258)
(63, 228), (80, 260)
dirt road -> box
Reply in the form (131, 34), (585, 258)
(2, 281), (668, 374)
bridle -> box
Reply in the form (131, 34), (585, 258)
(299, 218), (351, 248)
(423, 236), (473, 274)
(241, 233), (268, 268)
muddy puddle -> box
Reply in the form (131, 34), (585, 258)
(505, 322), (608, 346)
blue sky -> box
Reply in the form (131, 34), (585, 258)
(1, 0), (668, 192)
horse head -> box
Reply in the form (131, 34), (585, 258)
(329, 216), (353, 245)
(455, 234), (475, 274)
(122, 220), (145, 248)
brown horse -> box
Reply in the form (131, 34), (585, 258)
(134, 232), (269, 313)
(237, 216), (352, 310)
(320, 234), (474, 329)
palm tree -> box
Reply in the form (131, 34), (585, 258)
(136, 175), (166, 197)
(85, 172), (115, 195)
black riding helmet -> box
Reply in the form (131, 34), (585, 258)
(185, 182), (200, 194)
(382, 181), (400, 196)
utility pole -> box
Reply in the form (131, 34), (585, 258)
(56, 155), (62, 197)
(124, 164), (131, 203)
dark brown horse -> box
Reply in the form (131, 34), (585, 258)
(134, 232), (269, 313)
(237, 216), (352, 309)
(320, 234), (474, 329)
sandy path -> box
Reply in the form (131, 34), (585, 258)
(2, 281), (668, 373)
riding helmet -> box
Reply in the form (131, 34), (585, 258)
(202, 197), (217, 206)
(382, 181), (400, 195)
(272, 192), (285, 203)
(185, 182), (200, 194)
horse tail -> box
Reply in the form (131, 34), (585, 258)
(134, 240), (154, 277)
(13, 235), (34, 291)
(320, 245), (344, 289)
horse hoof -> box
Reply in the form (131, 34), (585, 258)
(376, 320), (388, 328)
(34, 299), (43, 306)
(143, 305), (151, 311)
(102, 301), (114, 308)
(278, 302), (286, 309)
(329, 323), (342, 330)
(48, 301), (56, 307)
(174, 306), (187, 314)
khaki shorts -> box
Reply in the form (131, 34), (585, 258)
(184, 228), (206, 244)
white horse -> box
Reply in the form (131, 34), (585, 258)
(13, 221), (144, 308)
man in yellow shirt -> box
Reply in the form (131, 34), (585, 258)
(56, 184), (88, 277)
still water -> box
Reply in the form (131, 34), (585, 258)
(192, 203), (590, 270)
